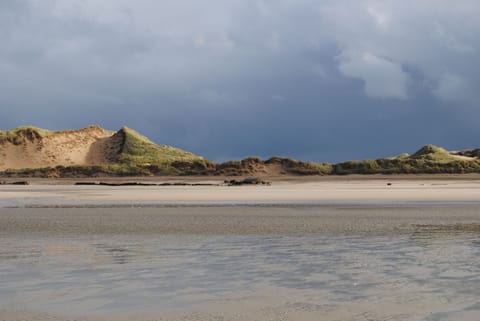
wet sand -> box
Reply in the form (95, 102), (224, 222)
(1, 179), (480, 320)
(1, 205), (480, 236)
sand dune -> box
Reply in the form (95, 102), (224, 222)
(0, 126), (120, 170)
(3, 125), (480, 177)
(0, 126), (206, 176)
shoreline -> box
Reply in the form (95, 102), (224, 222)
(2, 173), (480, 184)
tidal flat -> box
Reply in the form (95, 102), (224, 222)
(1, 204), (480, 321)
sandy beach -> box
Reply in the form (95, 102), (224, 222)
(1, 176), (480, 321)
(1, 175), (480, 206)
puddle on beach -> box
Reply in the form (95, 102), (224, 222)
(1, 222), (480, 319)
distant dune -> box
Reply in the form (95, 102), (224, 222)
(1, 125), (480, 177)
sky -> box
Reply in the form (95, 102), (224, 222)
(1, 0), (479, 162)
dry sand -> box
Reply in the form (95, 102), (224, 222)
(1, 177), (480, 206)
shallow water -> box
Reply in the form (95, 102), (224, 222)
(1, 220), (480, 319)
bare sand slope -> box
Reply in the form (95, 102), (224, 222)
(0, 126), (119, 170)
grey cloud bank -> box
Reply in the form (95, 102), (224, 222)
(1, 0), (479, 162)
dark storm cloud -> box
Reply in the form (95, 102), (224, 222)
(1, 0), (480, 162)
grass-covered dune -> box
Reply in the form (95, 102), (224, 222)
(0, 125), (212, 177)
(1, 126), (480, 177)
(114, 126), (214, 175)
(0, 126), (53, 145)
(333, 144), (480, 175)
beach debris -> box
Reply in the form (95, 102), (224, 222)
(73, 179), (272, 187)
(224, 177), (271, 186)
(0, 181), (30, 185)
(74, 181), (220, 186)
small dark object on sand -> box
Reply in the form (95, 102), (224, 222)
(3, 181), (30, 185)
(225, 177), (271, 186)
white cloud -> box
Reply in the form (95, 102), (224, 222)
(319, 0), (480, 105)
(339, 52), (409, 99)
(366, 5), (391, 31)
(432, 23), (475, 54)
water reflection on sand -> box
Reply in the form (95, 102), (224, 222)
(0, 229), (480, 320)
(1, 219), (480, 320)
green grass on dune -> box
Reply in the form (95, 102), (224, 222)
(118, 126), (206, 166)
(265, 157), (333, 175)
(0, 126), (53, 145)
(410, 144), (457, 163)
(0, 125), (107, 146)
(213, 156), (333, 176)
(334, 144), (480, 175)
(456, 148), (480, 158)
